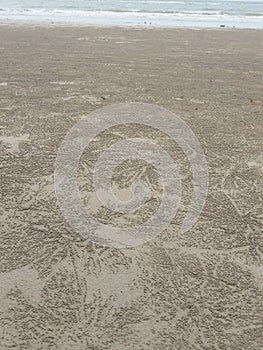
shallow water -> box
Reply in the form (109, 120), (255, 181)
(0, 0), (262, 27)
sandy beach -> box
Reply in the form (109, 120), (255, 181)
(0, 24), (262, 349)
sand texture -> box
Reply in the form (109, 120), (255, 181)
(0, 25), (263, 349)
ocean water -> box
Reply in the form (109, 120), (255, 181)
(0, 0), (262, 28)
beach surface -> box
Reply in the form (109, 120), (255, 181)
(0, 24), (262, 349)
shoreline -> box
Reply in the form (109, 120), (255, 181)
(1, 18), (263, 30)
(0, 11), (263, 29)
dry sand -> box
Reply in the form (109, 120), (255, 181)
(0, 24), (263, 349)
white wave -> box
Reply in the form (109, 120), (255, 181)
(1, 7), (262, 17)
(0, 7), (262, 28)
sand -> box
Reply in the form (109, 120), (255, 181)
(0, 24), (262, 349)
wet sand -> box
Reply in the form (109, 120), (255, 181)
(0, 24), (262, 349)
